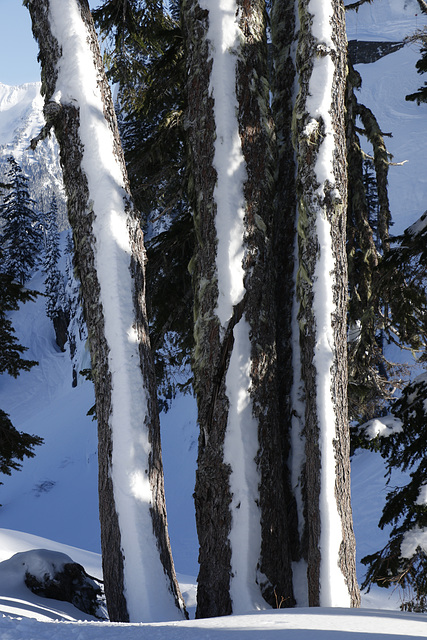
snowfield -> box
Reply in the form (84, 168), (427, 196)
(1, 605), (427, 640)
(0, 527), (425, 639)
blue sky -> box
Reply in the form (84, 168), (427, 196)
(0, 0), (98, 86)
(0, 1), (40, 85)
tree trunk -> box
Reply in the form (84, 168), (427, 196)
(292, 0), (360, 607)
(270, 0), (305, 595)
(25, 0), (185, 622)
(183, 0), (294, 617)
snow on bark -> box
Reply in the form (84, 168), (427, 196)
(25, 0), (184, 622)
(185, 0), (293, 616)
(198, 0), (246, 327)
(223, 319), (264, 612)
(197, 0), (263, 611)
(294, 0), (360, 607)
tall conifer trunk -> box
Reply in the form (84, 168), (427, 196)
(292, 0), (360, 606)
(25, 0), (185, 622)
(271, 0), (302, 581)
(183, 0), (294, 618)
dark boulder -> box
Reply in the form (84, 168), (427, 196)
(24, 555), (102, 617)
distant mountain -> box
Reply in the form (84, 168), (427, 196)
(0, 82), (66, 227)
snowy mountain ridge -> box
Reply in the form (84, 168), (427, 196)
(0, 82), (43, 148)
(0, 81), (66, 226)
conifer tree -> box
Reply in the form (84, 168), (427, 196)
(64, 230), (88, 386)
(95, 0), (361, 612)
(92, 0), (194, 406)
(182, 0), (295, 616)
(343, 7), (427, 606)
(359, 219), (427, 610)
(25, 0), (185, 623)
(0, 254), (42, 487)
(0, 410), (43, 485)
(42, 195), (68, 350)
(0, 156), (42, 285)
(287, 0), (360, 607)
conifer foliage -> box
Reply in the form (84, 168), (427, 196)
(42, 195), (63, 319)
(345, 23), (427, 607)
(0, 156), (42, 285)
(92, 0), (193, 405)
(42, 195), (68, 350)
(359, 222), (427, 610)
(0, 253), (42, 487)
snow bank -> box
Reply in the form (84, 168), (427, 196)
(1, 606), (427, 639)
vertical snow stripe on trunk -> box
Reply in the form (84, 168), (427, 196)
(294, 0), (359, 607)
(304, 2), (349, 606)
(313, 213), (349, 607)
(198, 0), (246, 326)
(45, 0), (183, 622)
(198, 0), (264, 611)
(224, 319), (264, 612)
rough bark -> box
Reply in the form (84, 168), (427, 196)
(293, 0), (360, 607)
(236, 0), (295, 611)
(182, 1), (231, 618)
(183, 0), (294, 617)
(271, 0), (302, 565)
(25, 0), (184, 622)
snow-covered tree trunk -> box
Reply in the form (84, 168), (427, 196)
(183, 0), (294, 617)
(292, 0), (360, 607)
(25, 0), (185, 622)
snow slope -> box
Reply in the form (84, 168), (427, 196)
(0, 82), (42, 148)
(1, 603), (426, 640)
(347, 0), (427, 232)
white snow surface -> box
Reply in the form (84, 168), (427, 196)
(347, 0), (427, 234)
(0, 82), (43, 148)
(362, 415), (403, 439)
(401, 526), (427, 559)
(199, 0), (246, 326)
(0, 529), (424, 639)
(47, 0), (182, 622)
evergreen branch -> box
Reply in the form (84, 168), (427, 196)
(415, 0), (427, 16)
(345, 0), (374, 11)
(28, 102), (63, 150)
